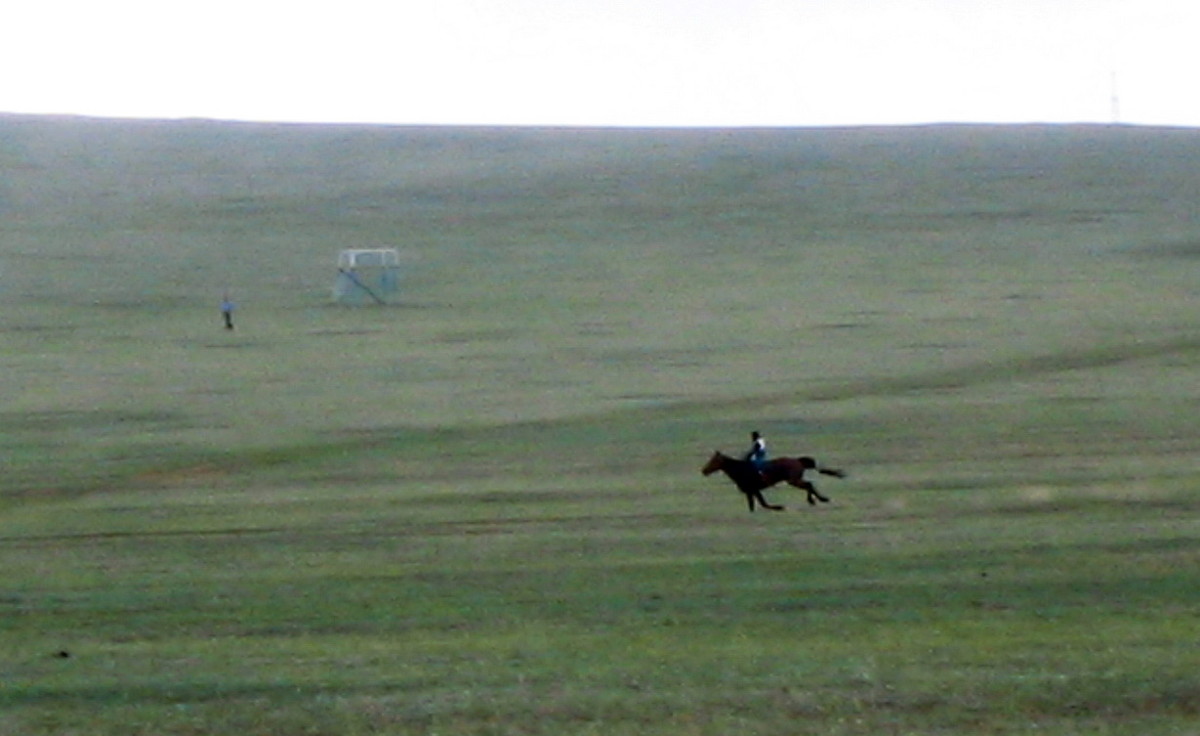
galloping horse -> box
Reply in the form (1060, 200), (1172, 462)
(701, 451), (845, 512)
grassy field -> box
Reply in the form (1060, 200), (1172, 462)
(1, 116), (1199, 734)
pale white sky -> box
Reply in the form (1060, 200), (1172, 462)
(4, 0), (1198, 127)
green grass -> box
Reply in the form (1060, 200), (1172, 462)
(4, 477), (1198, 734)
(2, 117), (1200, 734)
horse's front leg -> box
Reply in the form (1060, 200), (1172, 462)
(755, 491), (785, 511)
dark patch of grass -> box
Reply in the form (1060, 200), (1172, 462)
(0, 409), (189, 432)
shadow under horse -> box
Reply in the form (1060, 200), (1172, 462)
(701, 451), (845, 512)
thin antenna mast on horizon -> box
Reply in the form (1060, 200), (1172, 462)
(1110, 70), (1121, 124)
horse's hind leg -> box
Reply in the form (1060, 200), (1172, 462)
(791, 480), (830, 505)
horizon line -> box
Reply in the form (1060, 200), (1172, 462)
(1, 110), (1194, 133)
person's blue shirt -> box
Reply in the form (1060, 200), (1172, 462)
(745, 432), (767, 469)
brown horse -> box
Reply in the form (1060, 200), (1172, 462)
(701, 451), (845, 512)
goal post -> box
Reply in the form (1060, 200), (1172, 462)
(333, 249), (400, 305)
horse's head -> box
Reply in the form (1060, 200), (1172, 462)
(701, 450), (725, 476)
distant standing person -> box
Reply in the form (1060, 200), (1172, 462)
(744, 431), (767, 470)
(220, 294), (235, 330)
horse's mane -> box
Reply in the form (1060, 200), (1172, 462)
(719, 451), (762, 473)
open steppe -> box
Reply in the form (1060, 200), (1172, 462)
(1, 116), (1199, 734)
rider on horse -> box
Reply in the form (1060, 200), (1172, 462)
(744, 431), (767, 475)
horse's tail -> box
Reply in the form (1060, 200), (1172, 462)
(795, 455), (845, 478)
